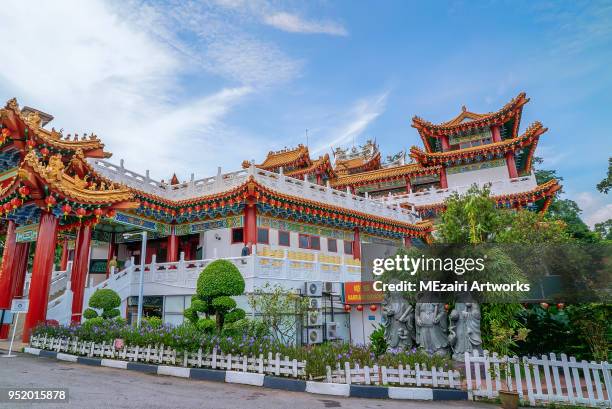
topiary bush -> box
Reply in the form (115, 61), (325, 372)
(83, 289), (121, 321)
(185, 259), (245, 331)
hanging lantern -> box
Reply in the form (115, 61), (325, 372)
(62, 204), (72, 216)
(45, 195), (57, 209)
(94, 208), (104, 220)
(356, 305), (363, 312)
(26, 139), (36, 150)
(40, 147), (50, 157)
(11, 197), (22, 209)
(556, 303), (565, 310)
(76, 207), (87, 219)
(106, 209), (116, 219)
(343, 304), (351, 312)
(3, 202), (12, 213)
(18, 186), (30, 198)
(540, 302), (549, 309)
(369, 304), (377, 312)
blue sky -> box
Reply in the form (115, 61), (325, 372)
(0, 0), (610, 225)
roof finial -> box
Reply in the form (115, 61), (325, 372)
(462, 105), (467, 112)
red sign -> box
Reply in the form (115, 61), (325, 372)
(343, 281), (384, 304)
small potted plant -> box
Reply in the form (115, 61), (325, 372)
(489, 324), (529, 409)
(496, 360), (519, 409)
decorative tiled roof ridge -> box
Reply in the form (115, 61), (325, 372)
(330, 163), (441, 188)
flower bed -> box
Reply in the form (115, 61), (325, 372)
(31, 320), (454, 381)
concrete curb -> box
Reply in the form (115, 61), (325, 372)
(24, 349), (468, 401)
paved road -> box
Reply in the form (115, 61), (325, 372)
(0, 352), (498, 409)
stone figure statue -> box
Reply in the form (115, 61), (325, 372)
(448, 302), (483, 361)
(382, 289), (415, 350)
(415, 303), (449, 356)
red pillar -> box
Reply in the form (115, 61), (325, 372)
(59, 236), (69, 271)
(352, 227), (361, 261)
(506, 151), (518, 179)
(316, 174), (322, 185)
(491, 125), (502, 142)
(440, 135), (450, 151)
(0, 220), (17, 309)
(167, 228), (179, 262)
(23, 212), (58, 342)
(439, 168), (448, 189)
(11, 242), (30, 298)
(0, 220), (17, 338)
(106, 233), (115, 278)
(244, 203), (257, 245)
(70, 223), (92, 324)
(405, 178), (412, 194)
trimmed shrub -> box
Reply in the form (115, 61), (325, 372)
(86, 289), (121, 320)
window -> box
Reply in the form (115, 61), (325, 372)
(278, 231), (290, 246)
(257, 228), (269, 244)
(310, 236), (320, 250)
(327, 238), (337, 253)
(299, 234), (320, 250)
(344, 240), (353, 255)
(231, 228), (244, 244)
(299, 234), (310, 249)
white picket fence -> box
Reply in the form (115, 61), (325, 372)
(30, 335), (306, 378)
(465, 350), (612, 408)
(326, 361), (461, 388)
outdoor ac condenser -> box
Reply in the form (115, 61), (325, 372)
(306, 310), (322, 326)
(304, 281), (323, 297)
(308, 297), (321, 310)
(326, 322), (337, 340)
(307, 327), (323, 344)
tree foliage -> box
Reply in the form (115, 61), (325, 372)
(185, 259), (246, 331)
(596, 157), (612, 194)
(83, 289), (121, 320)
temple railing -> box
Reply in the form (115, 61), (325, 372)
(378, 173), (538, 208)
(89, 159), (419, 224)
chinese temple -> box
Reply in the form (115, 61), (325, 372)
(0, 93), (559, 344)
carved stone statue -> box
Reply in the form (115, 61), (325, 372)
(382, 289), (415, 350)
(448, 302), (482, 361)
(416, 303), (449, 356)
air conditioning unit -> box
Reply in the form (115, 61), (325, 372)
(326, 322), (337, 340)
(306, 310), (322, 326)
(307, 327), (323, 344)
(305, 281), (323, 297)
(308, 297), (321, 310)
(323, 282), (339, 294)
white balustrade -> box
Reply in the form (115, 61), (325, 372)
(379, 173), (538, 208)
(89, 159), (419, 224)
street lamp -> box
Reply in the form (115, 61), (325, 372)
(123, 230), (148, 328)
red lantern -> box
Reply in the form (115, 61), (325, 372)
(556, 303), (564, 310)
(195, 205), (201, 212)
(18, 186), (30, 198)
(106, 209), (116, 218)
(344, 304), (351, 312)
(61, 204), (72, 216)
(11, 197), (22, 209)
(26, 139), (36, 150)
(1, 128), (10, 138)
(540, 302), (549, 309)
(356, 305), (363, 312)
(94, 208), (104, 219)
(3, 202), (12, 213)
(76, 207), (87, 219)
(40, 147), (50, 157)
(369, 304), (377, 312)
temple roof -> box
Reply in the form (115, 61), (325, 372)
(410, 122), (547, 173)
(1, 98), (110, 158)
(331, 163), (441, 188)
(412, 92), (529, 151)
(285, 154), (335, 178)
(247, 144), (311, 171)
(334, 151), (381, 175)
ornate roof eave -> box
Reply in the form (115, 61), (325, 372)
(410, 122), (547, 166)
(411, 92), (530, 143)
(285, 154), (336, 178)
(245, 144), (312, 172)
(330, 163), (442, 188)
(334, 151), (381, 175)
(409, 179), (561, 214)
(2, 98), (110, 158)
(19, 150), (136, 206)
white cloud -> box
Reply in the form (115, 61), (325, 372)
(0, 0), (301, 179)
(264, 12), (348, 36)
(574, 191), (612, 228)
(311, 92), (388, 155)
